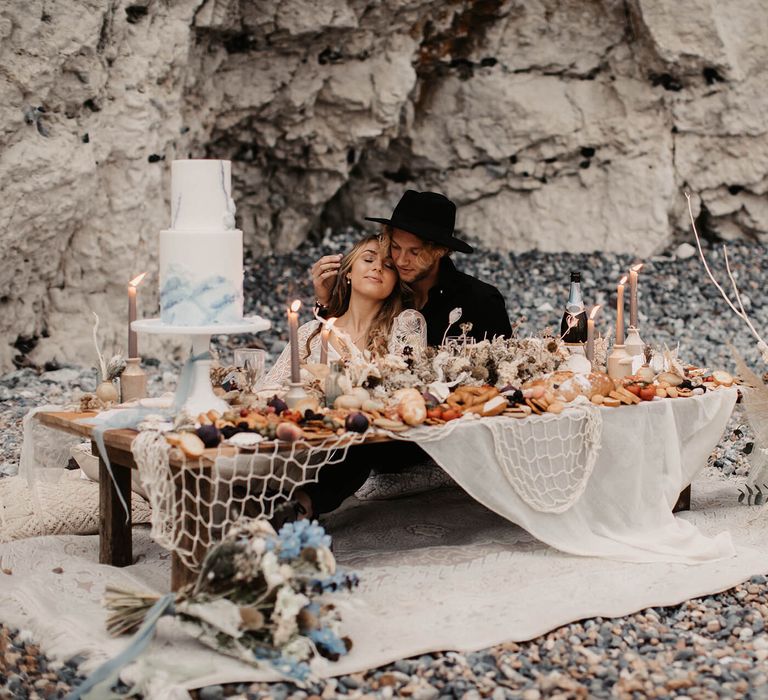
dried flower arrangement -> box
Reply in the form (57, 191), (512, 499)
(103, 519), (357, 682)
(343, 332), (567, 399)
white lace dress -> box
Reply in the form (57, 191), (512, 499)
(257, 310), (427, 391)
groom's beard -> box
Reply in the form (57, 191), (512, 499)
(397, 261), (436, 285)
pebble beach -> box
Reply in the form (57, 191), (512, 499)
(1, 233), (767, 699)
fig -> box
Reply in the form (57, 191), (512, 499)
(422, 391), (439, 407)
(344, 412), (369, 433)
(196, 424), (222, 448)
(220, 425), (239, 440)
(276, 422), (304, 442)
(267, 395), (289, 415)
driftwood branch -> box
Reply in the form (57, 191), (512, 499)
(684, 192), (766, 348)
(92, 312), (107, 381)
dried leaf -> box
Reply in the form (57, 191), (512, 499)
(106, 354), (127, 380)
(729, 343), (765, 389)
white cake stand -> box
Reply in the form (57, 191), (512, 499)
(132, 316), (271, 415)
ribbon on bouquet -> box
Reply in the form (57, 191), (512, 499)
(64, 593), (176, 700)
(78, 348), (211, 522)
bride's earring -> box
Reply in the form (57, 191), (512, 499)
(347, 277), (351, 284)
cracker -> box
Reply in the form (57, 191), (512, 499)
(504, 405), (532, 418)
(712, 370), (734, 387)
(547, 400), (565, 415)
(525, 398), (542, 415)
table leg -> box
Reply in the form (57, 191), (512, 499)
(673, 484), (692, 513)
(170, 462), (211, 591)
(95, 441), (133, 567)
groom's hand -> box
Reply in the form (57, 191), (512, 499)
(311, 254), (343, 307)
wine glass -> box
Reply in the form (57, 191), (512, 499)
(233, 348), (266, 392)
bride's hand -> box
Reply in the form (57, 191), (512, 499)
(311, 254), (343, 307)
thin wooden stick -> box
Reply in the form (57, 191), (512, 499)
(684, 193), (747, 321)
(92, 312), (107, 381)
(722, 245), (765, 345)
(684, 192), (766, 348)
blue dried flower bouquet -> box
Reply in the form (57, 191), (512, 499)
(100, 519), (358, 684)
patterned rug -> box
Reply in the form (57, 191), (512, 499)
(0, 470), (151, 543)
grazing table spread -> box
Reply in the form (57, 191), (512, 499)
(34, 386), (736, 591)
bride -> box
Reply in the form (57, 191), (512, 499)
(257, 234), (429, 527)
(259, 234), (421, 388)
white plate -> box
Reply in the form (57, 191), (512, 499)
(226, 432), (265, 450)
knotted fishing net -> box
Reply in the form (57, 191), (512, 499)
(131, 430), (369, 571)
(131, 403), (602, 571)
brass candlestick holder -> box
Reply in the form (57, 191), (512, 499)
(121, 357), (148, 402)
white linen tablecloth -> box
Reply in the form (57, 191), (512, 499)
(409, 388), (738, 564)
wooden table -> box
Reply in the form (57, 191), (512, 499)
(35, 410), (389, 590)
(36, 410), (692, 590)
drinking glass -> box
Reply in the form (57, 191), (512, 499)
(233, 348), (266, 392)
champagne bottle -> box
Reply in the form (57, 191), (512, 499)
(560, 271), (588, 343)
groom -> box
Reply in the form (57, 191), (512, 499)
(312, 190), (512, 344)
(272, 192), (512, 529)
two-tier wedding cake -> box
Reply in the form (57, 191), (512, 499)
(159, 159), (244, 326)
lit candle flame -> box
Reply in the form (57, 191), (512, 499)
(619, 275), (628, 285)
(129, 272), (147, 288)
(590, 305), (602, 320)
(630, 263), (644, 273)
(290, 299), (301, 313)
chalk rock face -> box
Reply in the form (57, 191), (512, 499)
(0, 0), (766, 370)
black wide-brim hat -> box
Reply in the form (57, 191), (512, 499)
(365, 190), (474, 254)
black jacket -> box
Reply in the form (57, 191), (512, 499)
(419, 257), (512, 346)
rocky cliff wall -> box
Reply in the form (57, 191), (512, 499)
(0, 0), (766, 370)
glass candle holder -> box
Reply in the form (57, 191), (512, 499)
(233, 348), (266, 392)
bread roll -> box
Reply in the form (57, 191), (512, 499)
(396, 388), (427, 426)
(587, 372), (614, 398)
(534, 370), (614, 401)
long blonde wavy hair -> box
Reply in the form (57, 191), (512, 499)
(305, 234), (411, 358)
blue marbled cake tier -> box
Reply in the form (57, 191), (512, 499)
(159, 230), (244, 326)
